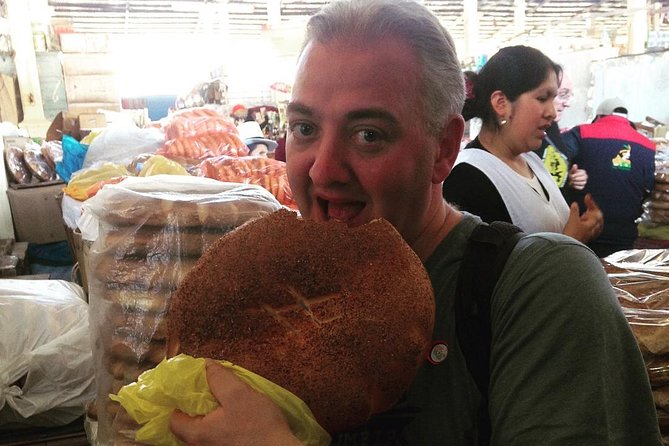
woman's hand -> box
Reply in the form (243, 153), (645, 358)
(567, 164), (588, 190)
(563, 193), (604, 244)
(169, 359), (302, 446)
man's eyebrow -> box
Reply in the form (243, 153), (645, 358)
(286, 103), (401, 128)
(286, 102), (313, 116)
(346, 108), (400, 126)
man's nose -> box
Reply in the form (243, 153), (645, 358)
(309, 136), (351, 186)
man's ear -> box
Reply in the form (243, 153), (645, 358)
(490, 90), (509, 119)
(433, 114), (465, 184)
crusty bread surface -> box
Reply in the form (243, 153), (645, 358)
(168, 209), (435, 433)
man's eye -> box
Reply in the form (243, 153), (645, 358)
(291, 122), (315, 137)
(355, 129), (383, 144)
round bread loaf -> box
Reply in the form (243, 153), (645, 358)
(167, 209), (435, 433)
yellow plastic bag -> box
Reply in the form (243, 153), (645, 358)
(63, 162), (130, 201)
(139, 155), (189, 177)
(80, 130), (102, 146)
(110, 354), (331, 446)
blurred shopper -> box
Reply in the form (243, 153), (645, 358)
(237, 120), (278, 158)
(534, 72), (588, 192)
(562, 98), (656, 257)
(443, 46), (602, 244)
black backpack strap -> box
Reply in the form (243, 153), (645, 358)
(456, 221), (523, 445)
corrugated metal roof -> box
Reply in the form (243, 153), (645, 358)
(47, 0), (669, 50)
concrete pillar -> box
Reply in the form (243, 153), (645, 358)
(627, 0), (648, 54)
(6, 0), (50, 137)
(463, 0), (479, 60)
(514, 0), (526, 36)
(267, 0), (282, 27)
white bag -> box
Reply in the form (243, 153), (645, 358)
(82, 123), (165, 169)
(0, 279), (95, 428)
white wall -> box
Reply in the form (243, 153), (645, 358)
(556, 48), (669, 128)
(590, 50), (669, 124)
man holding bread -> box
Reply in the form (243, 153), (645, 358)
(170, 0), (661, 444)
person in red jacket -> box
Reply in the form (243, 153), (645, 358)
(562, 97), (656, 257)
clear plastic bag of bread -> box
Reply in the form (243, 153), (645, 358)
(619, 306), (669, 355)
(609, 269), (669, 310)
(79, 175), (282, 446)
(643, 178), (669, 224)
(647, 355), (669, 388)
(41, 140), (63, 172)
(605, 249), (669, 274)
(655, 148), (669, 185)
(197, 155), (297, 209)
(641, 152), (669, 224)
(605, 252), (669, 356)
(4, 144), (31, 184)
(23, 139), (57, 182)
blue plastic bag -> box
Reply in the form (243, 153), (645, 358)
(55, 134), (88, 183)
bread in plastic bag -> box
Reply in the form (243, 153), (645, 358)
(606, 251), (669, 354)
(41, 140), (63, 171)
(0, 279), (94, 428)
(4, 145), (31, 184)
(80, 175), (282, 445)
(23, 139), (56, 181)
(110, 354), (330, 446)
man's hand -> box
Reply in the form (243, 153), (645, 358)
(563, 193), (604, 244)
(169, 360), (302, 446)
(567, 164), (588, 190)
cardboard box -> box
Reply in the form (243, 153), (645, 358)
(59, 33), (110, 53)
(46, 109), (109, 141)
(46, 111), (84, 141)
(64, 74), (119, 103)
(78, 112), (106, 130)
(6, 183), (67, 244)
(61, 53), (115, 76)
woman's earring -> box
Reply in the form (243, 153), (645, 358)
(499, 118), (507, 126)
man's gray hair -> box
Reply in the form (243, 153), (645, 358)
(301, 0), (464, 136)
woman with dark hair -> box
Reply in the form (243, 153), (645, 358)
(443, 45), (602, 243)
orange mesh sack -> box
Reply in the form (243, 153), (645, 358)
(197, 155), (297, 209)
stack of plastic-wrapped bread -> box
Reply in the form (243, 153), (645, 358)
(81, 174), (282, 446)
